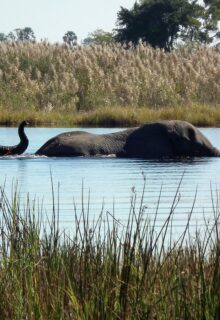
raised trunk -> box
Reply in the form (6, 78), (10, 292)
(0, 121), (29, 156)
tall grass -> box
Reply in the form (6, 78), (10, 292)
(0, 180), (219, 319)
(0, 41), (220, 125)
(1, 104), (220, 127)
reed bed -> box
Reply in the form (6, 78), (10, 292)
(0, 41), (220, 126)
(0, 180), (219, 319)
(1, 104), (220, 127)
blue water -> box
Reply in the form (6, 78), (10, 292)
(0, 126), (220, 235)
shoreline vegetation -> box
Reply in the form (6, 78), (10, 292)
(0, 104), (220, 127)
(0, 181), (219, 318)
(0, 42), (220, 127)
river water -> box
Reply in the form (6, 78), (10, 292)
(0, 126), (220, 236)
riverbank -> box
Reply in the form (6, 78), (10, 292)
(0, 184), (219, 319)
(1, 104), (220, 127)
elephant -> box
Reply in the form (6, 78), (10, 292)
(35, 120), (220, 158)
(36, 128), (136, 157)
(0, 120), (29, 156)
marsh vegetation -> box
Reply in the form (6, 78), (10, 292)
(0, 42), (220, 126)
(0, 180), (219, 319)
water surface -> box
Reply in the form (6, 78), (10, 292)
(0, 126), (220, 235)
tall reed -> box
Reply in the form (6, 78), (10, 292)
(0, 180), (219, 319)
(0, 41), (220, 117)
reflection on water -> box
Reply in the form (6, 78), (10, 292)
(0, 126), (219, 236)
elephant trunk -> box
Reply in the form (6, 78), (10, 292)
(16, 120), (29, 153)
(0, 121), (29, 156)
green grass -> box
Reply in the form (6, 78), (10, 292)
(0, 180), (219, 319)
(1, 104), (220, 127)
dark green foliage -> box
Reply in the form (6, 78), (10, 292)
(6, 32), (16, 41)
(0, 27), (35, 42)
(115, 0), (220, 50)
(181, 0), (220, 44)
(0, 33), (7, 42)
(14, 27), (35, 42)
(203, 0), (220, 41)
(83, 29), (115, 45)
(63, 31), (77, 46)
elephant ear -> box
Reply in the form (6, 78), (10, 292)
(188, 128), (196, 141)
(123, 123), (174, 158)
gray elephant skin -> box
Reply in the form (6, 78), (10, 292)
(35, 120), (220, 158)
(0, 121), (29, 156)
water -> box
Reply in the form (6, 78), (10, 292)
(0, 126), (220, 235)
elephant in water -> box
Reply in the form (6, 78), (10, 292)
(36, 128), (136, 157)
(0, 121), (29, 156)
(35, 120), (220, 158)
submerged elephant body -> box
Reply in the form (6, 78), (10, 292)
(36, 120), (220, 158)
(36, 128), (136, 157)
